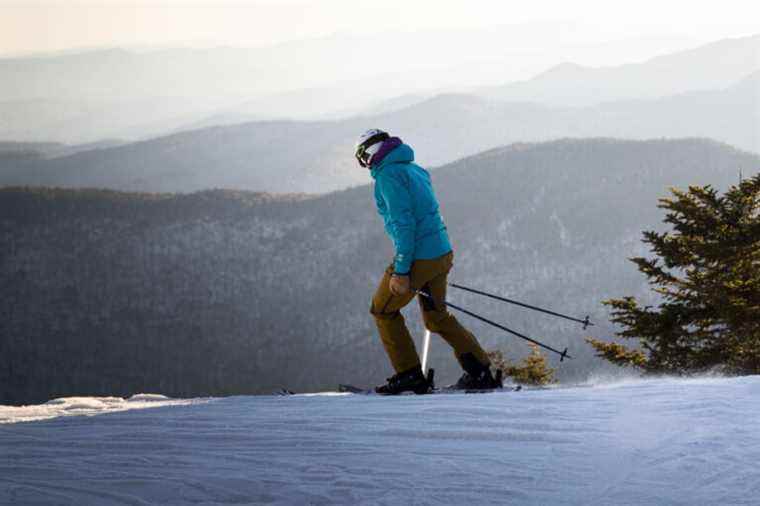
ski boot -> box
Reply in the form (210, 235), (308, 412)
(375, 365), (432, 395)
(452, 353), (503, 390)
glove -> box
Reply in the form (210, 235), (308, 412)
(389, 273), (411, 296)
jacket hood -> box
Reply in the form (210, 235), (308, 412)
(370, 143), (415, 178)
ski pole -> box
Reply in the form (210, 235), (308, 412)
(414, 290), (571, 361)
(421, 329), (432, 373)
(448, 282), (594, 329)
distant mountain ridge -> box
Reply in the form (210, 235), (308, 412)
(480, 34), (760, 106)
(2, 72), (757, 194)
(0, 139), (125, 160)
(0, 33), (757, 144)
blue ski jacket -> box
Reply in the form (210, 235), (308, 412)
(370, 142), (452, 275)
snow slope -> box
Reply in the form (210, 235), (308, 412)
(1, 376), (759, 505)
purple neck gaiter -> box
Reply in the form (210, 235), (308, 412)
(370, 137), (403, 167)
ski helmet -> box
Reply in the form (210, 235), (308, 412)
(354, 128), (389, 168)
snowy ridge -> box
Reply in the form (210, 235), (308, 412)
(0, 393), (208, 424)
(1, 377), (759, 505)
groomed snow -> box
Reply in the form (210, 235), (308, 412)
(2, 376), (760, 505)
(0, 393), (207, 424)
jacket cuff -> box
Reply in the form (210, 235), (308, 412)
(393, 258), (411, 276)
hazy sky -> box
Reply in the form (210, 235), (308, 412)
(2, 0), (760, 58)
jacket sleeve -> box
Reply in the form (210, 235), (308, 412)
(376, 169), (416, 275)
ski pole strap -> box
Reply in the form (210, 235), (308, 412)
(415, 290), (572, 361)
(448, 282), (594, 329)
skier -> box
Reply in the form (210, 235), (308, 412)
(355, 129), (501, 394)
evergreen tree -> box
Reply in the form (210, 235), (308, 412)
(489, 345), (556, 386)
(588, 174), (760, 374)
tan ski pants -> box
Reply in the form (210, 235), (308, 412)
(370, 251), (491, 373)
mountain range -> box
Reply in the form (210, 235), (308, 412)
(2, 70), (757, 194)
(480, 34), (760, 106)
(0, 33), (757, 144)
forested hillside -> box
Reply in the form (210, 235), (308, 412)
(2, 138), (758, 404)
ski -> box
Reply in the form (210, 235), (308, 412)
(283, 369), (523, 396)
(338, 368), (435, 395)
(336, 384), (521, 395)
(338, 384), (371, 394)
(338, 369), (520, 396)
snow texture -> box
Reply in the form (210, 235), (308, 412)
(0, 394), (205, 425)
(2, 376), (760, 505)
